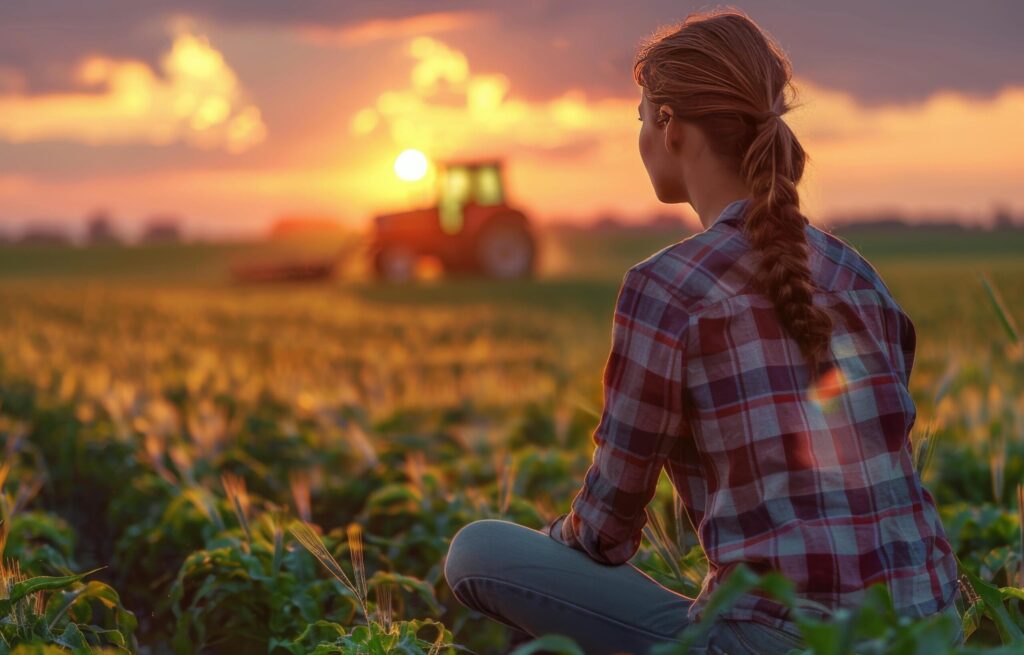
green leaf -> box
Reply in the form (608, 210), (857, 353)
(979, 272), (1021, 343)
(1001, 587), (1024, 603)
(0, 568), (101, 616)
(367, 571), (442, 617)
(650, 564), (764, 654)
(52, 621), (89, 649)
(960, 559), (1024, 644)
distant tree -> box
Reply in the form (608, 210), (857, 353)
(20, 223), (70, 245)
(268, 215), (345, 239)
(992, 203), (1021, 231)
(830, 213), (972, 234)
(86, 209), (121, 245)
(592, 213), (626, 231)
(141, 215), (183, 244)
(643, 212), (687, 231)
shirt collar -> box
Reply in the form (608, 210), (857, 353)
(710, 197), (752, 228)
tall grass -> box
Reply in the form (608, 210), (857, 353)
(979, 272), (1021, 343)
(289, 520), (370, 625)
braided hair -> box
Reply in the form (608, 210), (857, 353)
(633, 7), (834, 381)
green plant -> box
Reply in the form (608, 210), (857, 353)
(0, 562), (136, 653)
(287, 520), (459, 654)
(167, 482), (355, 654)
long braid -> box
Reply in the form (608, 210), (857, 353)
(741, 99), (834, 381)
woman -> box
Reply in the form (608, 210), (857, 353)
(443, 8), (961, 654)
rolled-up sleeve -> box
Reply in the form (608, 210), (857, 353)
(547, 266), (690, 564)
(882, 298), (917, 390)
(897, 307), (917, 388)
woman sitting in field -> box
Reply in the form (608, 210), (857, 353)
(443, 8), (961, 654)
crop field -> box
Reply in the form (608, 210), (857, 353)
(1, 226), (1023, 654)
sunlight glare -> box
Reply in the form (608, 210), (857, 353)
(394, 148), (429, 181)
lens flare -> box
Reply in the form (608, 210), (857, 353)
(808, 365), (848, 413)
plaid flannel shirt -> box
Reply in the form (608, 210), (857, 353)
(547, 197), (959, 634)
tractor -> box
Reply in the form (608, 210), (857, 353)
(368, 159), (537, 282)
(230, 158), (537, 284)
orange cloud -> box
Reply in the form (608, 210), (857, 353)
(0, 30), (266, 153)
(351, 36), (638, 155)
(2, 34), (1022, 234)
(349, 35), (1024, 223)
(339, 37), (709, 222)
(788, 80), (1024, 219)
(299, 11), (489, 48)
(348, 35), (644, 217)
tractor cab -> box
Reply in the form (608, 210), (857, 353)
(436, 160), (506, 235)
(369, 158), (536, 281)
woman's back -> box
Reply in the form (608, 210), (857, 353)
(639, 197), (959, 630)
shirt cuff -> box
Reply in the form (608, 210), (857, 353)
(546, 513), (570, 545)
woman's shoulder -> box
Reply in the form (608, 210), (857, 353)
(626, 221), (908, 318)
(626, 224), (749, 309)
(805, 223), (902, 304)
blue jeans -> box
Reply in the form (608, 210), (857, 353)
(443, 519), (807, 654)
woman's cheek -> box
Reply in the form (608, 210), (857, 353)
(638, 126), (653, 168)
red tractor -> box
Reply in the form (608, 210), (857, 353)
(368, 159), (538, 282)
(231, 159), (537, 284)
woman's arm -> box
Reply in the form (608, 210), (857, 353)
(545, 266), (690, 565)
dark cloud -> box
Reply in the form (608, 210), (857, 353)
(2, 1), (1022, 103)
(0, 1), (438, 93)
(429, 0), (1024, 106)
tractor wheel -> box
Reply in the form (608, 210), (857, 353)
(372, 245), (417, 282)
(474, 218), (535, 279)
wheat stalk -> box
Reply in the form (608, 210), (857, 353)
(289, 520), (369, 623)
(221, 471), (252, 544)
(347, 522), (368, 604)
(289, 469), (312, 523)
(978, 272), (1021, 343)
(374, 582), (393, 630)
(1018, 483), (1024, 588)
(499, 452), (516, 517)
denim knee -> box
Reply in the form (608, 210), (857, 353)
(444, 519), (515, 592)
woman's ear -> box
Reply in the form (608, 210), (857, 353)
(658, 104), (681, 153)
(657, 104), (673, 126)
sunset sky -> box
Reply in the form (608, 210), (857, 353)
(2, 1), (1023, 238)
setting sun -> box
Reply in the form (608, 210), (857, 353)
(394, 148), (429, 181)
